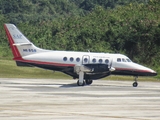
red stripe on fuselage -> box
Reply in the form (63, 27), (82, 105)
(4, 24), (21, 59)
(14, 57), (75, 67)
(115, 68), (152, 73)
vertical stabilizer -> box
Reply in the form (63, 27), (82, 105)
(4, 24), (48, 59)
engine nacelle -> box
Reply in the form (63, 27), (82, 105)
(84, 64), (109, 73)
(74, 64), (110, 74)
(74, 65), (93, 73)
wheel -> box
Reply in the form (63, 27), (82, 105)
(77, 80), (85, 86)
(133, 82), (138, 87)
(85, 79), (93, 85)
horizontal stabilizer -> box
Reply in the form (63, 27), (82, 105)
(13, 43), (32, 46)
(16, 61), (33, 67)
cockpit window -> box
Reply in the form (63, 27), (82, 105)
(122, 58), (126, 62)
(117, 58), (121, 62)
(126, 58), (132, 62)
(117, 58), (132, 62)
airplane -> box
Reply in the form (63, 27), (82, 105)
(4, 23), (157, 87)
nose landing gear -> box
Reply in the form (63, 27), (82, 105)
(133, 76), (138, 87)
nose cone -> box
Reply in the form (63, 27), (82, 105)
(132, 63), (157, 76)
(149, 70), (157, 76)
(141, 67), (157, 76)
(143, 69), (157, 76)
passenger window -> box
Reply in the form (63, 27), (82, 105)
(84, 58), (88, 63)
(117, 58), (121, 62)
(92, 58), (96, 63)
(99, 59), (103, 63)
(63, 57), (67, 61)
(70, 57), (74, 62)
(76, 58), (80, 62)
(105, 59), (109, 64)
(122, 58), (126, 62)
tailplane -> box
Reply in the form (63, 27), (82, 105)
(4, 24), (48, 60)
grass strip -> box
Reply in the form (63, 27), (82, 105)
(0, 60), (159, 81)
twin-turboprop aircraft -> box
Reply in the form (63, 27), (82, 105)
(4, 24), (157, 87)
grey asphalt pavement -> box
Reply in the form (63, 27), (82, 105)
(0, 78), (160, 120)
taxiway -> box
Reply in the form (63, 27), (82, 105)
(0, 78), (160, 120)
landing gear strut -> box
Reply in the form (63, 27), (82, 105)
(77, 71), (85, 86)
(75, 65), (93, 86)
(133, 76), (138, 87)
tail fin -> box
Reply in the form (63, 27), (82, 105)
(4, 24), (47, 60)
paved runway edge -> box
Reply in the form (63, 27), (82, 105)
(0, 78), (160, 120)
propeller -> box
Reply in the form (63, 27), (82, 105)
(109, 59), (115, 72)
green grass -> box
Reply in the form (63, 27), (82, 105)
(0, 59), (71, 79)
(0, 59), (159, 82)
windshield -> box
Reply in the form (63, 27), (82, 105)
(126, 58), (132, 62)
(117, 58), (132, 62)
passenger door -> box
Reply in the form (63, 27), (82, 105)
(82, 55), (90, 64)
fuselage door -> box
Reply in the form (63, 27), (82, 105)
(108, 58), (112, 66)
(82, 55), (90, 64)
(112, 57), (118, 68)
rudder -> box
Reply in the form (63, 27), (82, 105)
(4, 23), (47, 59)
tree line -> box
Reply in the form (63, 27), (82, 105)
(0, 0), (159, 78)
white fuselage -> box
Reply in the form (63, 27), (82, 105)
(4, 23), (157, 86)
(22, 50), (156, 75)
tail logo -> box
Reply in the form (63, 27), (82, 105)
(13, 34), (22, 39)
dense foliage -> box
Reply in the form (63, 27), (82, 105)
(0, 0), (159, 78)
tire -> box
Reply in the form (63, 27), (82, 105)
(77, 80), (85, 86)
(133, 82), (138, 87)
(85, 79), (93, 85)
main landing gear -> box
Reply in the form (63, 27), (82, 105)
(76, 70), (93, 86)
(77, 80), (85, 86)
(77, 79), (93, 86)
(133, 76), (138, 87)
(74, 65), (93, 86)
(85, 79), (93, 85)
